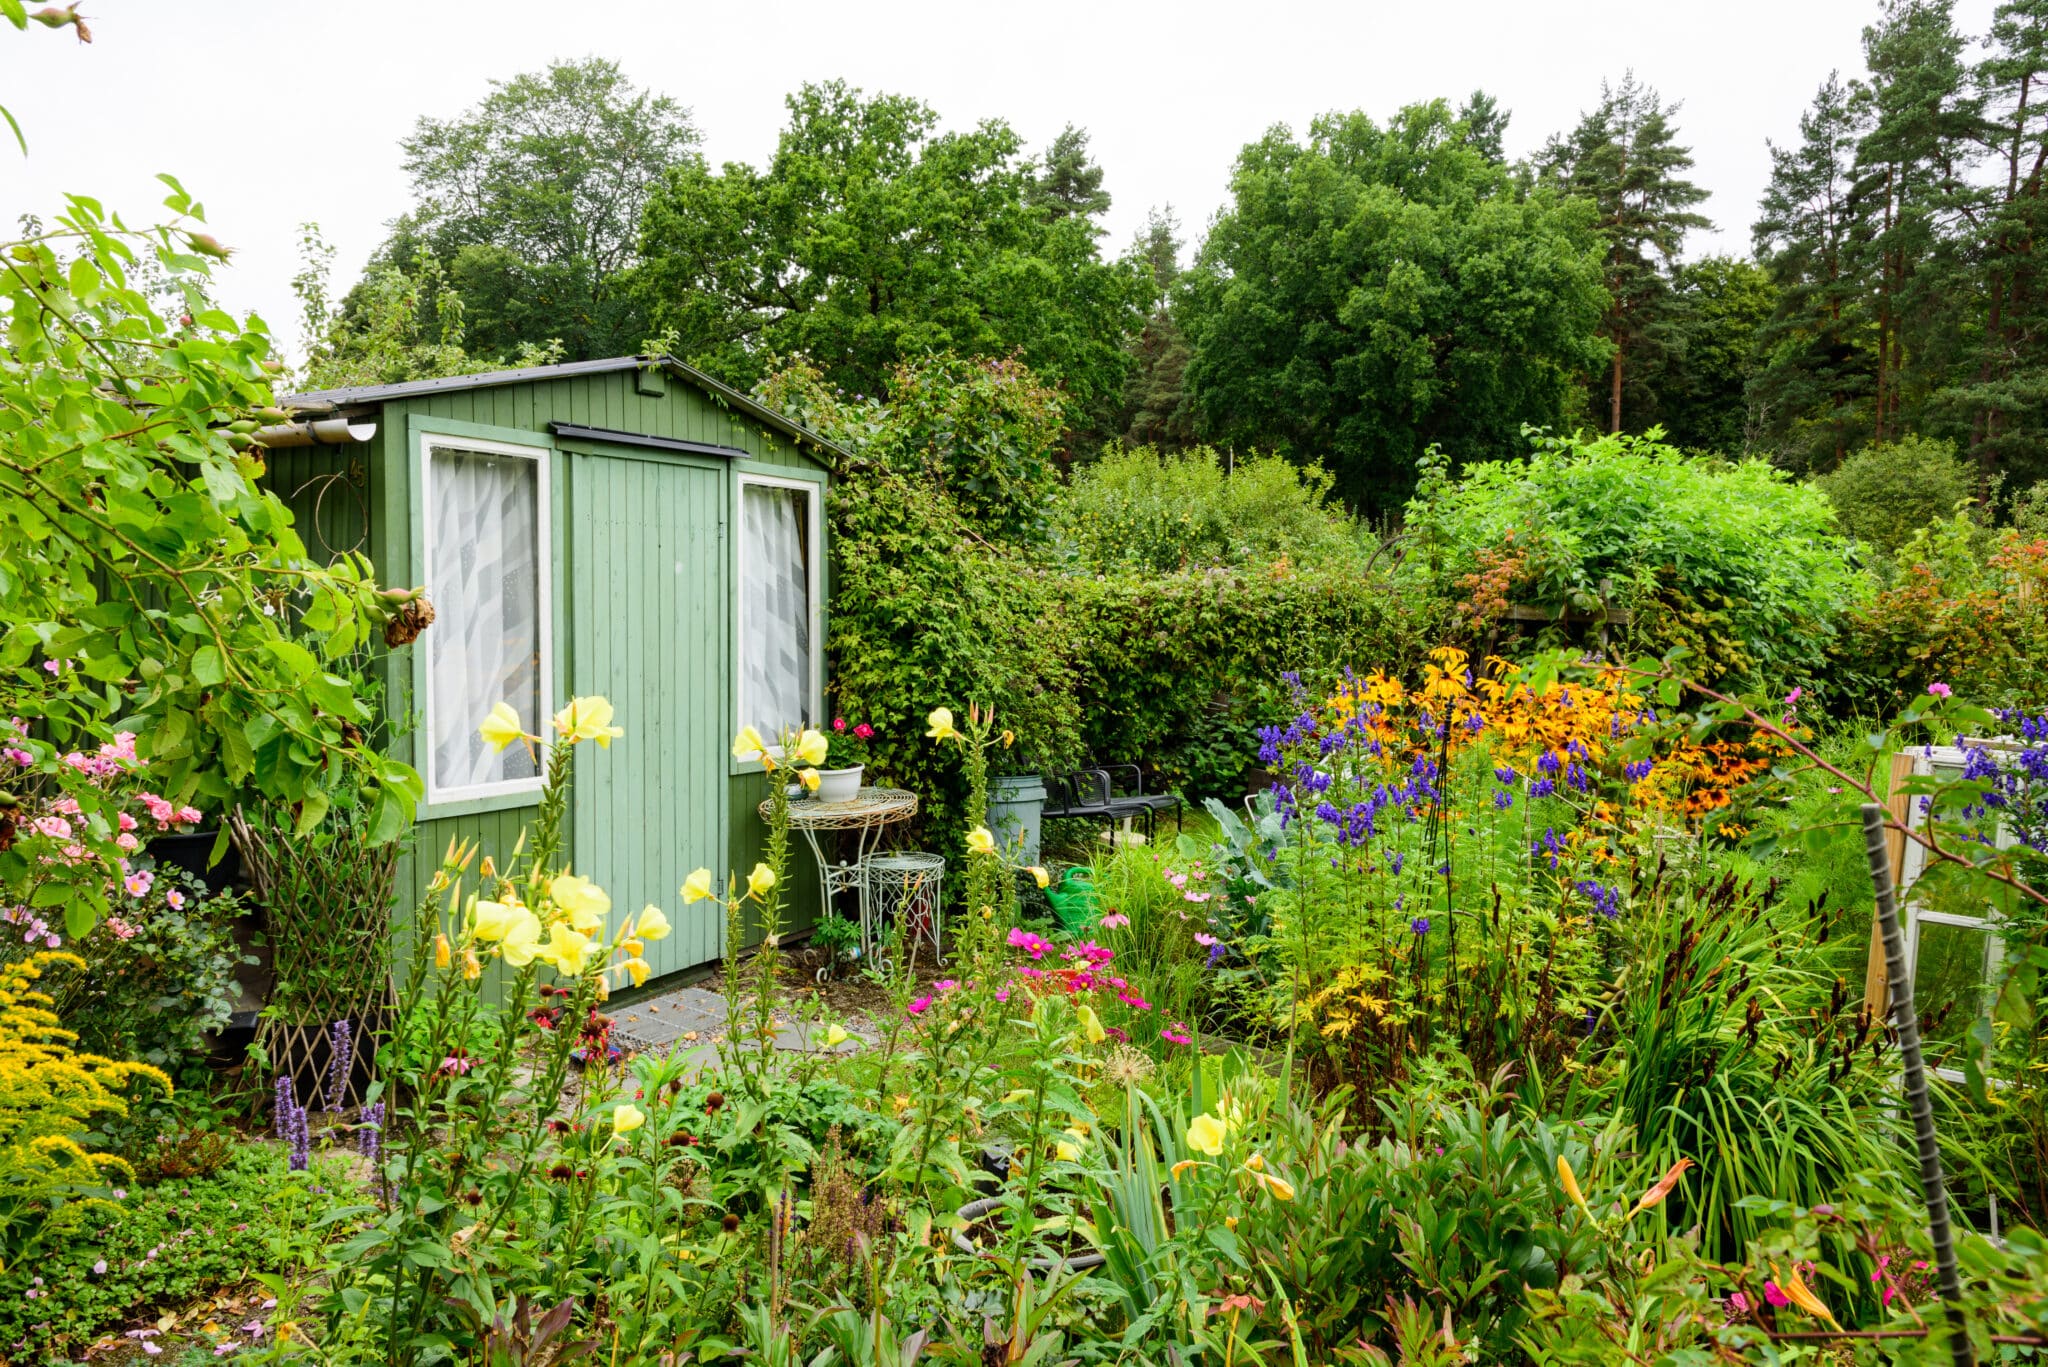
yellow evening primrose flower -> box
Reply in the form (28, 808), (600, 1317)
(1252, 1169), (1296, 1202)
(794, 728), (829, 766)
(549, 873), (612, 934)
(472, 898), (519, 943)
(966, 826), (996, 856)
(1077, 1003), (1106, 1044)
(1055, 1137), (1082, 1162)
(1002, 1089), (1033, 1104)
(732, 725), (769, 762)
(746, 863), (777, 900)
(798, 767), (821, 793)
(540, 924), (594, 977)
(635, 904), (672, 941)
(1186, 1112), (1227, 1157)
(612, 1103), (645, 1137)
(925, 707), (959, 741)
(462, 946), (482, 981)
(500, 909), (544, 967)
(1026, 865), (1050, 889)
(433, 934), (451, 970)
(625, 957), (651, 987)
(821, 1024), (849, 1048)
(479, 702), (528, 753)
(681, 868), (715, 904)
(553, 695), (624, 746)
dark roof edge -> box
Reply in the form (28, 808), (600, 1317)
(280, 355), (845, 466)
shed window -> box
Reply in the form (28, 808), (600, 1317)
(738, 477), (819, 746)
(422, 437), (551, 804)
(1898, 745), (2010, 1080)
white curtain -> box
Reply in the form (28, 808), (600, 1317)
(427, 447), (542, 792)
(741, 483), (811, 739)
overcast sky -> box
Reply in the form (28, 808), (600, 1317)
(0, 0), (2005, 366)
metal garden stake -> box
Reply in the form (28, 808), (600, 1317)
(1861, 802), (1975, 1367)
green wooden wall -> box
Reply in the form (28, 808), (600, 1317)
(269, 365), (828, 986)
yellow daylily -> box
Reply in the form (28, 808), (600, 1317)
(479, 702), (529, 753)
(635, 904), (672, 942)
(553, 695), (624, 747)
(746, 863), (777, 899)
(1026, 865), (1050, 889)
(499, 908), (545, 967)
(624, 957), (651, 987)
(1186, 1112), (1227, 1157)
(1077, 1003), (1106, 1044)
(1556, 1156), (1597, 1223)
(612, 1103), (645, 1137)
(681, 868), (715, 904)
(820, 1023), (849, 1048)
(793, 728), (829, 766)
(549, 873), (612, 934)
(966, 826), (996, 856)
(798, 767), (821, 793)
(537, 924), (593, 977)
(732, 725), (770, 762)
(925, 707), (959, 741)
(1770, 1262), (1842, 1331)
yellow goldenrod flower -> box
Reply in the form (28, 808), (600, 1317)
(1026, 865), (1050, 889)
(433, 934), (451, 970)
(625, 957), (651, 988)
(966, 826), (995, 856)
(1077, 1003), (1106, 1044)
(553, 695), (623, 747)
(794, 728), (829, 766)
(821, 1024), (849, 1048)
(499, 908), (545, 967)
(635, 904), (672, 941)
(1186, 1112), (1227, 1157)
(1557, 1156), (1596, 1223)
(925, 707), (959, 741)
(731, 725), (769, 762)
(612, 1103), (645, 1137)
(538, 924), (592, 977)
(479, 702), (528, 753)
(746, 863), (777, 899)
(681, 868), (715, 904)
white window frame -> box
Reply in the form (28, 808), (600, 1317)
(734, 471), (823, 759)
(418, 432), (554, 809)
(1898, 744), (2011, 1084)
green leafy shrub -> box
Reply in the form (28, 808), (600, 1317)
(1817, 434), (1979, 555)
(1049, 444), (1373, 574)
(0, 1143), (358, 1358)
(1411, 429), (1860, 688)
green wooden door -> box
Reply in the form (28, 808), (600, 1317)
(568, 448), (728, 977)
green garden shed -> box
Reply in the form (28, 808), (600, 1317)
(270, 356), (840, 982)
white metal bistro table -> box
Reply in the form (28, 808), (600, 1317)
(761, 786), (918, 956)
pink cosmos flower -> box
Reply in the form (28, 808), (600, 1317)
(1006, 928), (1050, 960)
(1161, 1023), (1192, 1045)
(907, 995), (933, 1016)
(1784, 687), (1802, 706)
(933, 978), (960, 993)
(1927, 682), (1952, 698)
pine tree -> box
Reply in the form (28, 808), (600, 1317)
(1752, 73), (1876, 469)
(1541, 73), (1713, 433)
(1120, 206), (1196, 448)
(1028, 124), (1112, 223)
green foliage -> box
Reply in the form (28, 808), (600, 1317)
(1412, 429), (1859, 687)
(0, 1143), (359, 1359)
(0, 196), (420, 937)
(637, 80), (1148, 415)
(1637, 255), (1777, 455)
(1818, 434), (1980, 555)
(1049, 445), (1372, 574)
(1178, 98), (1610, 513)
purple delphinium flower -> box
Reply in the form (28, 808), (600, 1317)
(326, 1018), (353, 1112)
(1493, 789), (1513, 810)
(1574, 879), (1621, 919)
(1528, 776), (1557, 799)
(1410, 917), (1430, 936)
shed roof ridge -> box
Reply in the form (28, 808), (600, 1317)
(280, 354), (846, 463)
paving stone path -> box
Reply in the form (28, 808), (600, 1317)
(608, 981), (869, 1075)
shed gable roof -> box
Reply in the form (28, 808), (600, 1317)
(282, 355), (845, 466)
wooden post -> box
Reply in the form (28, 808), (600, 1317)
(1863, 752), (1916, 1019)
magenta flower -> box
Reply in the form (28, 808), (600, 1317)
(1762, 1281), (1790, 1308)
(1193, 932), (1218, 947)
(907, 995), (933, 1015)
(854, 722), (875, 740)
(1161, 1022), (1192, 1045)
(1928, 682), (1952, 698)
(1006, 928), (1050, 959)
(933, 978), (960, 993)
(1100, 912), (1130, 929)
(1726, 1291), (1748, 1315)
